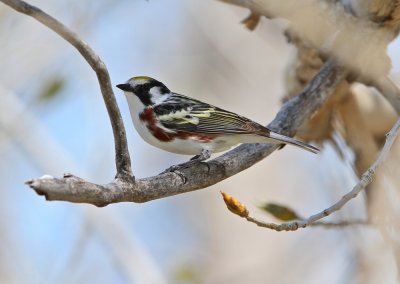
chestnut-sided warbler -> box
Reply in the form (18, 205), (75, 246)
(117, 76), (319, 163)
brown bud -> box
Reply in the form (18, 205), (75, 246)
(221, 191), (249, 218)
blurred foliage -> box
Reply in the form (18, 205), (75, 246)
(241, 12), (261, 31)
(172, 264), (201, 284)
(35, 77), (66, 103)
(259, 203), (300, 221)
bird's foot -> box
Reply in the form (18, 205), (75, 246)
(161, 149), (211, 182)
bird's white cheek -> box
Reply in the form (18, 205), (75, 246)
(149, 86), (168, 104)
(125, 93), (144, 113)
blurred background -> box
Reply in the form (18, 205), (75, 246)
(0, 0), (399, 283)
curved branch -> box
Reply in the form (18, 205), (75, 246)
(26, 60), (347, 206)
(0, 0), (132, 177)
(3, 0), (347, 205)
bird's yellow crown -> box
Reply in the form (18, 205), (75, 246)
(130, 76), (154, 82)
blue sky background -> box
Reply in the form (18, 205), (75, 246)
(1, 1), (399, 283)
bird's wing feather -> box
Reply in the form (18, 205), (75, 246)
(153, 93), (269, 135)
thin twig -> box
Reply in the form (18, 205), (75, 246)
(0, 0), (132, 177)
(245, 216), (368, 230)
(243, 118), (400, 231)
(310, 220), (368, 227)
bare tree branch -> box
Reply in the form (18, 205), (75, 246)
(26, 59), (346, 206)
(1, 0), (350, 206)
(233, 118), (400, 231)
(0, 0), (132, 178)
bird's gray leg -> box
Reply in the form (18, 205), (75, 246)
(161, 149), (211, 181)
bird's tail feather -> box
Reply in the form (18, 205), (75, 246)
(267, 132), (320, 154)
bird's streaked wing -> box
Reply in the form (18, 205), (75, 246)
(153, 93), (269, 135)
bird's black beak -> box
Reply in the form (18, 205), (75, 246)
(116, 83), (131, 92)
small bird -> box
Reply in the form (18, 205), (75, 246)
(117, 76), (319, 164)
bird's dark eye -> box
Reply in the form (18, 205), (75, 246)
(185, 115), (192, 119)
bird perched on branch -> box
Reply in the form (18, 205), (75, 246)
(117, 76), (319, 166)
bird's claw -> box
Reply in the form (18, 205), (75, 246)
(163, 160), (194, 173)
(161, 164), (190, 184)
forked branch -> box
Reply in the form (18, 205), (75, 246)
(2, 0), (347, 206)
(25, 60), (346, 206)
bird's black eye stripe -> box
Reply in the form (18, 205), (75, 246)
(133, 83), (153, 106)
(134, 80), (169, 94)
(131, 80), (170, 106)
(135, 83), (152, 95)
